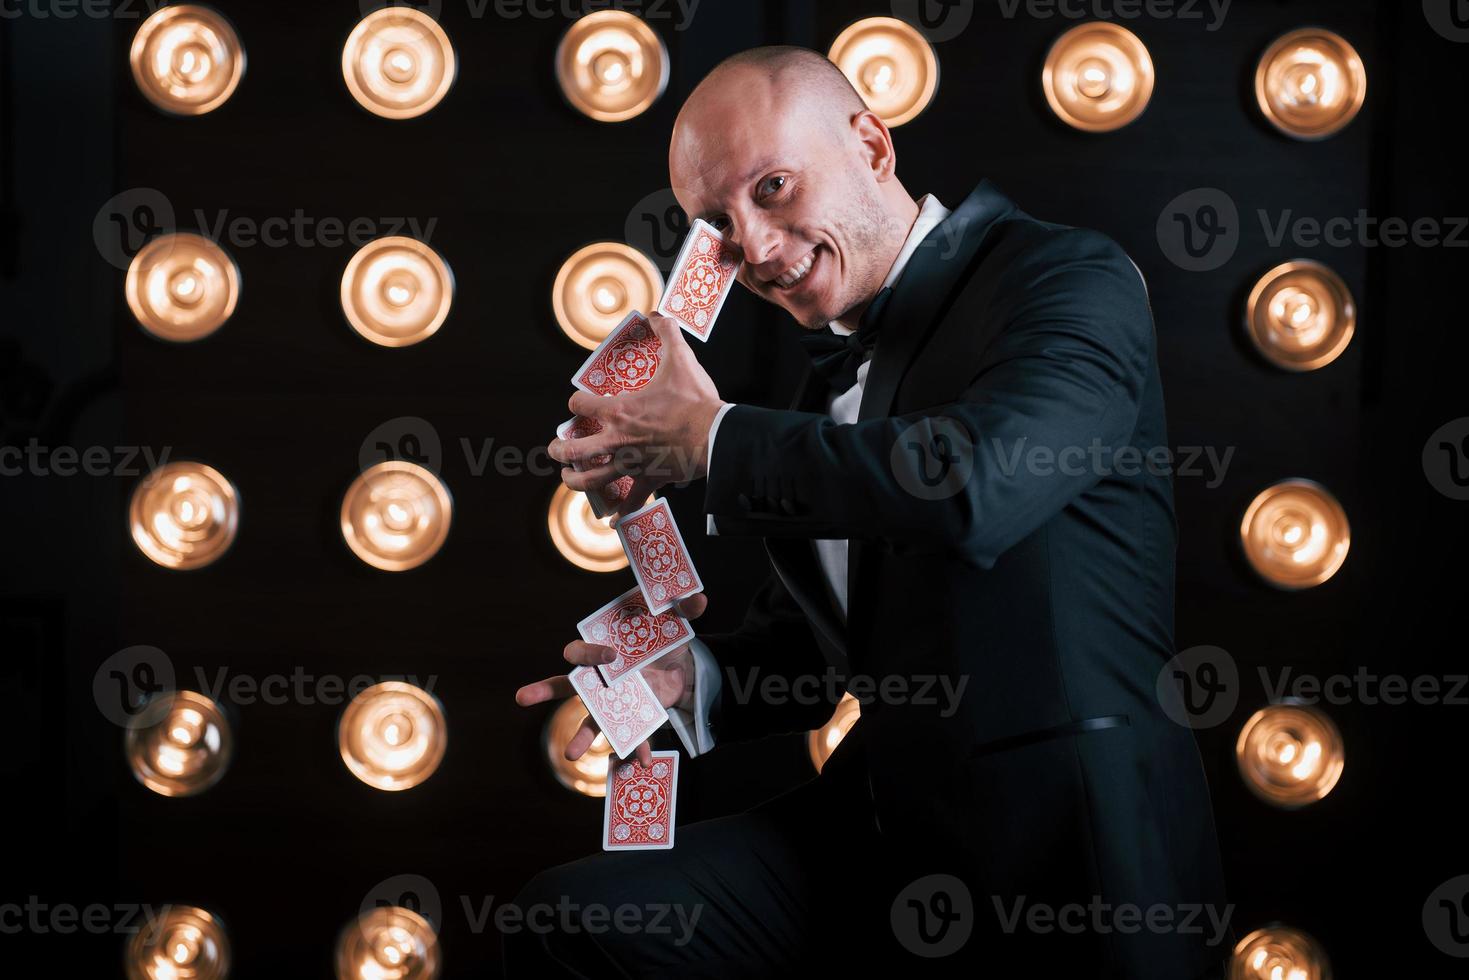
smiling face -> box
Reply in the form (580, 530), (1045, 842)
(669, 53), (917, 330)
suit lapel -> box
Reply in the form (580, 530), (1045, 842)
(847, 180), (1020, 642)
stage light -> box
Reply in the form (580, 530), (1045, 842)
(1255, 28), (1366, 140)
(1239, 479), (1350, 590)
(125, 690), (233, 798)
(828, 17), (938, 128)
(1245, 260), (1356, 371)
(548, 484), (629, 573)
(335, 905), (441, 980)
(544, 696), (613, 797)
(126, 905), (231, 980)
(556, 10), (669, 122)
(125, 233), (240, 342)
(339, 681), (447, 791)
(552, 242), (663, 350)
(808, 693), (861, 773)
(1042, 22), (1155, 132)
(342, 7), (456, 119)
(1230, 924), (1332, 980)
(129, 4), (244, 116)
(1235, 702), (1344, 809)
(340, 461), (452, 572)
(129, 461), (240, 571)
(341, 236), (454, 348)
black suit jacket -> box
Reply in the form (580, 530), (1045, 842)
(698, 180), (1229, 977)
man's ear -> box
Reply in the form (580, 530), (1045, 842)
(851, 109), (898, 182)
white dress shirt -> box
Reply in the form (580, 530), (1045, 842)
(668, 194), (952, 758)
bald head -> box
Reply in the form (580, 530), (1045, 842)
(668, 46), (917, 331)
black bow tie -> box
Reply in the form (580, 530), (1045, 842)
(797, 286), (894, 392)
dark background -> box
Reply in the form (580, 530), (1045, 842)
(2, 0), (1466, 974)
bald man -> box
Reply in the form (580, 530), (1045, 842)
(516, 46), (1229, 978)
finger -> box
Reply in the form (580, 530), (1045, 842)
(569, 390), (616, 421)
(563, 639), (616, 666)
(515, 675), (573, 707)
(562, 463), (625, 493)
(635, 741), (652, 768)
(674, 593), (708, 620)
(612, 477), (663, 519)
(646, 312), (688, 350)
(565, 715), (599, 760)
(559, 432), (623, 466)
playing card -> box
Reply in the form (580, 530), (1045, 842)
(614, 497), (703, 614)
(568, 664), (668, 761)
(603, 751), (679, 851)
(579, 585), (694, 686)
(571, 311), (662, 397)
(556, 415), (635, 519)
(656, 218), (742, 342)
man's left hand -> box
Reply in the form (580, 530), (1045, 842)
(549, 313), (726, 517)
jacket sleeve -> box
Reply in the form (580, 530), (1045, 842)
(703, 228), (1154, 570)
(694, 568), (847, 745)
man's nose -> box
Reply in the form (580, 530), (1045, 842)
(733, 219), (782, 267)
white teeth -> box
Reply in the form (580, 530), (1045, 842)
(774, 252), (815, 288)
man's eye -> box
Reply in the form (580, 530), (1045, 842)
(760, 176), (787, 197)
(707, 216), (731, 232)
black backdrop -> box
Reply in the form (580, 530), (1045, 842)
(3, 0), (1468, 974)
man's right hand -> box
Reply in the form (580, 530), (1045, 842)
(514, 594), (709, 768)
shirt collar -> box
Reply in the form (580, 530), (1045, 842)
(830, 193), (951, 336)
